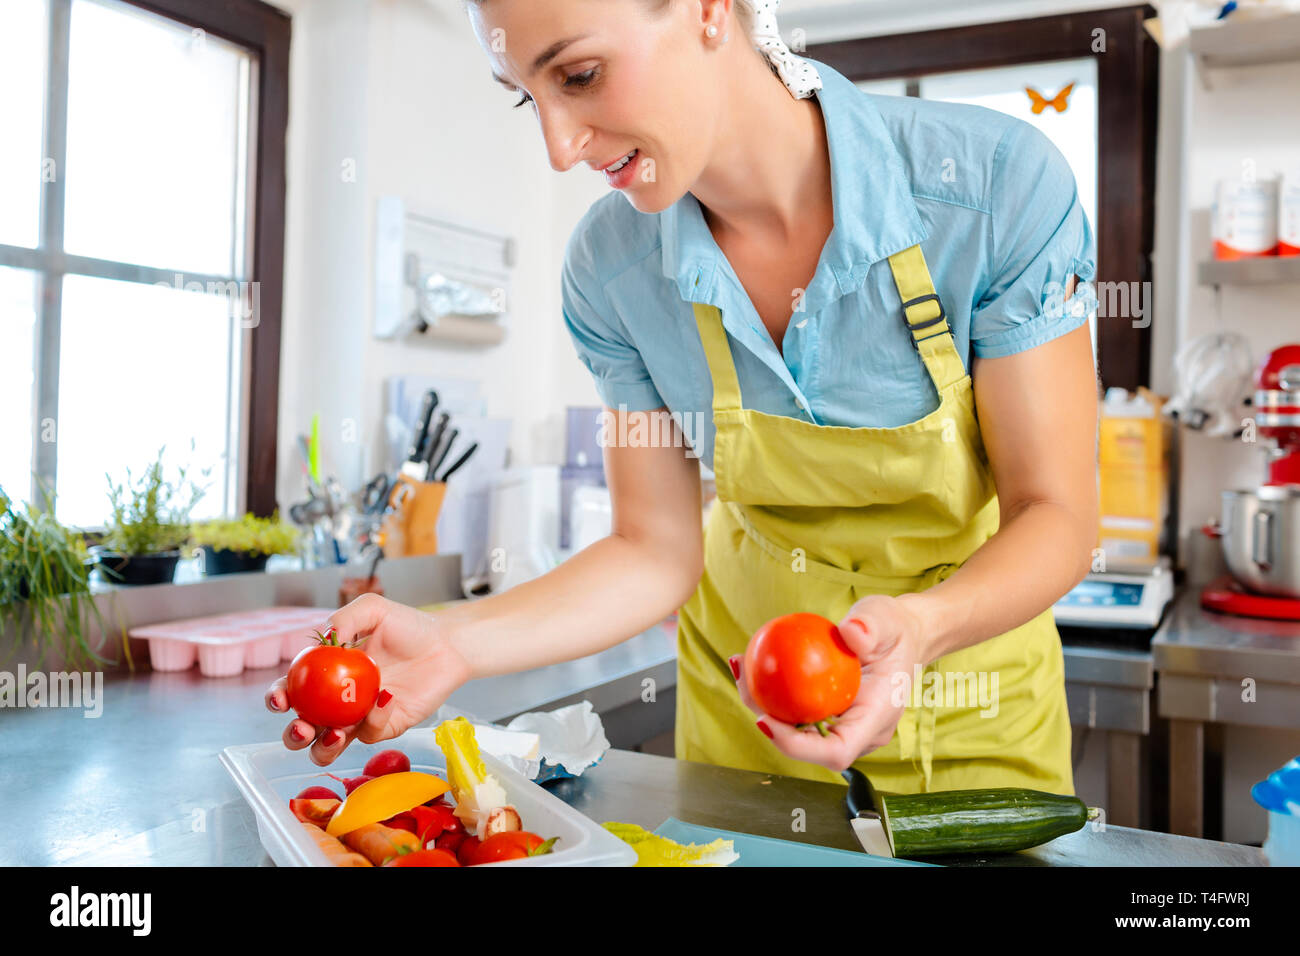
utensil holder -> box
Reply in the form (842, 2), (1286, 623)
(377, 475), (446, 557)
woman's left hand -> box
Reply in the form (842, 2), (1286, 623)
(731, 595), (930, 772)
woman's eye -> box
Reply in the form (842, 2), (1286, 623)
(511, 67), (598, 109)
(565, 67), (598, 89)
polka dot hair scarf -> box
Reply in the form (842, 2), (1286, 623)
(739, 0), (822, 100)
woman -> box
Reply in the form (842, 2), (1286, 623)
(268, 0), (1100, 796)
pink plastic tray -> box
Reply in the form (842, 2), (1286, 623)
(129, 607), (337, 678)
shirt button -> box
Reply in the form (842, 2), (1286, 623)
(794, 318), (809, 329)
(795, 398), (807, 411)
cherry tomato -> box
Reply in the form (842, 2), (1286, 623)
(289, 798), (340, 826)
(434, 829), (467, 855)
(294, 785), (340, 801)
(743, 613), (860, 727)
(467, 831), (555, 865)
(384, 848), (460, 867)
(286, 626), (380, 728)
(455, 835), (481, 866)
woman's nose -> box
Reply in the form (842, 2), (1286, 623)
(537, 105), (590, 173)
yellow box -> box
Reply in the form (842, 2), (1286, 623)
(1097, 388), (1171, 568)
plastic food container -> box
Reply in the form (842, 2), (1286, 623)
(129, 607), (337, 678)
(220, 732), (637, 867)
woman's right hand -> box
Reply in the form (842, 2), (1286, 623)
(264, 593), (472, 766)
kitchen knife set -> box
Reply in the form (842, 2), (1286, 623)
(400, 389), (479, 483)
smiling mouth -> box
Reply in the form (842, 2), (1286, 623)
(602, 149), (637, 172)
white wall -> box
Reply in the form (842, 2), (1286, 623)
(275, 0), (609, 512)
(276, 0), (1300, 548)
(1148, 3), (1300, 557)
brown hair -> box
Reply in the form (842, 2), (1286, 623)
(465, 0), (756, 42)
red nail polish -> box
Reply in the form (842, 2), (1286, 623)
(289, 724), (305, 742)
(323, 729), (344, 747)
(377, 689), (393, 708)
(756, 719), (773, 740)
(728, 657), (741, 681)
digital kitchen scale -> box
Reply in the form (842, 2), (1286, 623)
(1052, 560), (1174, 649)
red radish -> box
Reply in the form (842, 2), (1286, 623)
(363, 749), (411, 778)
(326, 772), (374, 795)
(482, 805), (522, 838)
(295, 785), (340, 801)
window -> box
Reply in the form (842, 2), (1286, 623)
(816, 4), (1159, 390)
(857, 57), (1102, 357)
(0, 0), (288, 525)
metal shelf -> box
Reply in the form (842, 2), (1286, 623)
(1198, 256), (1300, 287)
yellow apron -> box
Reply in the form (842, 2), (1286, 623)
(674, 244), (1074, 795)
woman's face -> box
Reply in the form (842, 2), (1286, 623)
(468, 0), (726, 214)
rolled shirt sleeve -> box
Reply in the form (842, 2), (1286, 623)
(970, 120), (1099, 359)
(560, 226), (666, 411)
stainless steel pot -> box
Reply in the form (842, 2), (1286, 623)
(1219, 486), (1300, 598)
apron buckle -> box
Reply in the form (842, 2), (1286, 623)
(902, 293), (949, 352)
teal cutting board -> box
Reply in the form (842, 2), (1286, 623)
(653, 818), (933, 867)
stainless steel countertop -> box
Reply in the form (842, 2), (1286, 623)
(1152, 587), (1300, 727)
(1153, 587), (1300, 682)
(1, 645), (1265, 866)
(0, 622), (674, 866)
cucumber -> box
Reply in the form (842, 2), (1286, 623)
(877, 788), (1100, 858)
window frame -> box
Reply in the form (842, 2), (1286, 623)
(807, 3), (1159, 390)
(0, 0), (288, 521)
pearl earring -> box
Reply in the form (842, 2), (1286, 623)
(705, 24), (718, 38)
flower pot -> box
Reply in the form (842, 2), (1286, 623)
(94, 550), (182, 586)
(200, 546), (270, 576)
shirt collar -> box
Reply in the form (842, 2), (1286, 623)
(660, 57), (928, 305)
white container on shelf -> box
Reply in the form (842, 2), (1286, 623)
(1280, 167), (1300, 257)
(1212, 177), (1280, 259)
(220, 731), (636, 867)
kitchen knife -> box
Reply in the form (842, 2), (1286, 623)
(419, 413), (451, 480)
(427, 426), (459, 480)
(436, 441), (478, 482)
(401, 390), (439, 479)
(843, 767), (892, 857)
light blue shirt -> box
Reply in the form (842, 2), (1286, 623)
(560, 57), (1097, 471)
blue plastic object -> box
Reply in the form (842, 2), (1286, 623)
(653, 817), (933, 867)
(1253, 756), (1300, 866)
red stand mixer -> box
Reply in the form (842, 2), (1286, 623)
(1201, 344), (1300, 619)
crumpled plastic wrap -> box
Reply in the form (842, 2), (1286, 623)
(460, 701), (609, 783)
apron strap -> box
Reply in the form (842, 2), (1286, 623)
(886, 245), (967, 394)
(693, 301), (743, 413)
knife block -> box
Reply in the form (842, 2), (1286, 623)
(377, 474), (447, 557)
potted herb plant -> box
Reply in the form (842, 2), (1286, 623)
(189, 511), (300, 575)
(0, 483), (112, 671)
(96, 446), (207, 586)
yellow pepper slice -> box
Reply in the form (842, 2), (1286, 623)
(325, 771), (450, 837)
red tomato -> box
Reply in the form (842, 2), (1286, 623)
(293, 785), (340, 801)
(384, 848), (460, 867)
(434, 829), (467, 855)
(467, 831), (554, 865)
(286, 626), (380, 727)
(289, 798), (340, 826)
(743, 613), (860, 726)
(455, 835), (481, 866)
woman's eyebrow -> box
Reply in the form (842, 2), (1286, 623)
(491, 34), (591, 85)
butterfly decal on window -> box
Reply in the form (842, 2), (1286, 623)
(1025, 83), (1075, 115)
